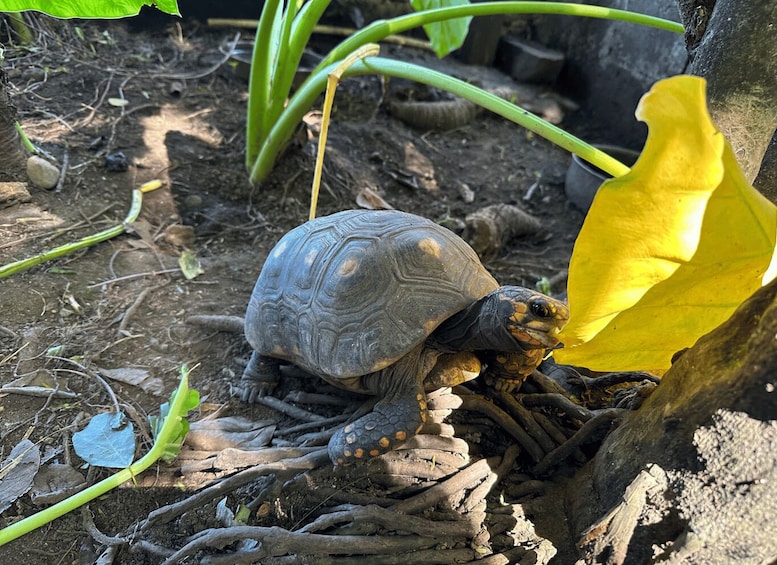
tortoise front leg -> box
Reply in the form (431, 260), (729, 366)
(328, 346), (438, 465)
(240, 352), (282, 403)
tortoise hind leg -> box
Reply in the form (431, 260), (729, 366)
(240, 351), (282, 403)
(328, 347), (438, 465)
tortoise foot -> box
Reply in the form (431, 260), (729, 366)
(328, 395), (427, 466)
(240, 352), (281, 403)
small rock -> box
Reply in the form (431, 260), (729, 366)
(0, 182), (31, 208)
(164, 224), (196, 248)
(104, 151), (130, 172)
(26, 156), (60, 189)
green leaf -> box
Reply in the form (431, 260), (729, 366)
(410, 0), (473, 58)
(72, 412), (136, 468)
(1, 0), (180, 18)
(149, 369), (200, 462)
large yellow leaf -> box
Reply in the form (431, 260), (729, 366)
(554, 75), (777, 373)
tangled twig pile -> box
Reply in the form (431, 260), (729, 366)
(91, 363), (649, 564)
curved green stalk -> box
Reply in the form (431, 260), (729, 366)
(250, 57), (629, 183)
(248, 1), (682, 182)
(0, 370), (192, 547)
(319, 2), (684, 69)
(0, 180), (162, 279)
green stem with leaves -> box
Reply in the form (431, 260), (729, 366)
(0, 368), (194, 547)
(250, 57), (630, 183)
(246, 1), (683, 183)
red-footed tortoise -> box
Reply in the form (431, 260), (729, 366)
(242, 210), (569, 465)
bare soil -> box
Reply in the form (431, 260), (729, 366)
(0, 19), (591, 564)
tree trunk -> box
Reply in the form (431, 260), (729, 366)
(678, 0), (777, 201)
(572, 277), (777, 564)
(0, 56), (26, 174)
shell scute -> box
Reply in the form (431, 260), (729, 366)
(245, 210), (498, 383)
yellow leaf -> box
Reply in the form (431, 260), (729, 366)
(554, 75), (777, 373)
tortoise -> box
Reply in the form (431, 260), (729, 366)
(242, 209), (569, 465)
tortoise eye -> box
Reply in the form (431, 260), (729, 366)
(530, 300), (552, 318)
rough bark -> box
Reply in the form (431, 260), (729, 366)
(0, 59), (25, 173)
(679, 0), (777, 200)
(573, 277), (777, 564)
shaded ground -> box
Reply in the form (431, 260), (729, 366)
(0, 18), (603, 564)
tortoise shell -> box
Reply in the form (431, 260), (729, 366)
(245, 210), (499, 383)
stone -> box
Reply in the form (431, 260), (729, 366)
(0, 181), (31, 208)
(26, 155), (60, 189)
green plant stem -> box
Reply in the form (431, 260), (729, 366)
(0, 180), (161, 279)
(247, 1), (682, 182)
(0, 370), (191, 547)
(246, 0), (333, 168)
(319, 2), (684, 69)
(250, 57), (629, 184)
(14, 121), (36, 154)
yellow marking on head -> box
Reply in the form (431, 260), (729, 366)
(338, 257), (359, 277)
(370, 449), (381, 457)
(346, 433), (356, 444)
(344, 424), (354, 433)
(379, 436), (390, 448)
(354, 448), (365, 458)
(418, 237), (442, 258)
(395, 430), (407, 441)
(364, 421), (376, 431)
(343, 449), (352, 458)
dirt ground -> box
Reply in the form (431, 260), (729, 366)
(0, 18), (595, 564)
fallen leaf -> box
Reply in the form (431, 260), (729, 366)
(555, 75), (777, 372)
(0, 439), (41, 513)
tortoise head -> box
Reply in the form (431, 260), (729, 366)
(496, 286), (569, 349)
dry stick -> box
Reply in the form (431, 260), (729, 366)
(528, 369), (573, 395)
(497, 392), (557, 455)
(274, 414), (349, 437)
(54, 146), (69, 192)
(163, 525), (443, 565)
(117, 285), (159, 336)
(391, 456), (499, 515)
(532, 411), (587, 464)
(459, 394), (545, 463)
(185, 314), (245, 334)
(141, 449), (329, 532)
(203, 547), (476, 565)
(462, 443), (522, 514)
(520, 392), (594, 422)
(299, 503), (480, 538)
(534, 408), (626, 475)
(253, 395), (327, 423)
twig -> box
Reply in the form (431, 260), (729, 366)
(391, 456), (499, 515)
(497, 392), (557, 455)
(118, 285), (165, 336)
(54, 145), (69, 192)
(300, 503), (480, 538)
(253, 395), (327, 423)
(459, 394), (545, 462)
(520, 392), (594, 422)
(163, 525), (443, 565)
(0, 386), (76, 399)
(141, 449), (329, 531)
(81, 506), (127, 546)
(50, 358), (120, 413)
(185, 314), (245, 334)
(534, 409), (626, 475)
(87, 268), (180, 288)
(461, 443), (521, 513)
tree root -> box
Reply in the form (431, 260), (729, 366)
(534, 409), (625, 475)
